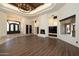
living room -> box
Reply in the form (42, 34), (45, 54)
(0, 3), (79, 56)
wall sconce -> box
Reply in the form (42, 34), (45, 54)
(35, 20), (37, 23)
(34, 20), (39, 27)
(53, 16), (57, 19)
(52, 15), (57, 19)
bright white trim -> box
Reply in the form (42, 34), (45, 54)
(1, 3), (52, 15)
(29, 4), (52, 14)
(1, 3), (19, 11)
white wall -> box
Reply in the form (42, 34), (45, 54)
(0, 12), (33, 36)
(21, 17), (33, 34)
(7, 13), (33, 35)
(32, 17), (37, 35)
(48, 17), (58, 26)
(48, 3), (79, 48)
(0, 12), (7, 36)
(33, 3), (79, 48)
(33, 14), (49, 37)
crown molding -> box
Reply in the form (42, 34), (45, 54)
(0, 3), (65, 17)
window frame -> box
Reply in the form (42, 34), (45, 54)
(7, 20), (20, 34)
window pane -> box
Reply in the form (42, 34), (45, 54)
(66, 24), (71, 34)
(11, 24), (14, 31)
(15, 25), (18, 31)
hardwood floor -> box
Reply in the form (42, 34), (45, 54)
(0, 35), (79, 56)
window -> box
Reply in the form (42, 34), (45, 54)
(65, 24), (71, 34)
(7, 20), (20, 34)
(15, 25), (18, 31)
(10, 24), (14, 31)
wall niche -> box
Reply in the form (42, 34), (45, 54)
(60, 15), (76, 37)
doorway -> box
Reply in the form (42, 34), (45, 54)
(26, 25), (32, 34)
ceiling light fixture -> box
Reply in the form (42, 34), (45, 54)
(17, 3), (32, 13)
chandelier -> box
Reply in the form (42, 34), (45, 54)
(17, 3), (32, 13)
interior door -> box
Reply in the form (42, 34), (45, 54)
(29, 25), (32, 34)
(37, 27), (39, 34)
(26, 25), (28, 34)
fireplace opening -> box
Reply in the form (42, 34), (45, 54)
(40, 29), (45, 34)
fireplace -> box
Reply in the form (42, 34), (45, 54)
(40, 29), (45, 34)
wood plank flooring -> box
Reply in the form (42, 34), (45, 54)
(0, 35), (79, 56)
